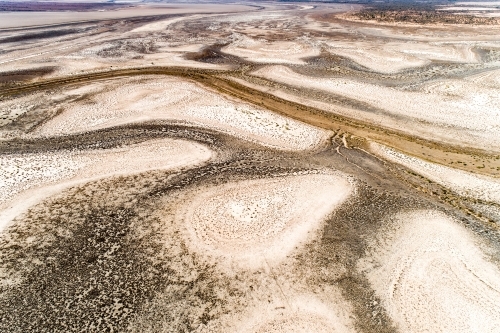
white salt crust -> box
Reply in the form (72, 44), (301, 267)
(371, 142), (500, 204)
(359, 210), (500, 333)
(35, 76), (328, 151)
(175, 172), (353, 270)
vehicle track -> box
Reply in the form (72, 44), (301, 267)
(1, 66), (499, 178)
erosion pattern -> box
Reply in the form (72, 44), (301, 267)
(360, 210), (500, 332)
(0, 2), (500, 333)
(176, 173), (353, 269)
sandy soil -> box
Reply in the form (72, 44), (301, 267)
(130, 15), (209, 33)
(234, 294), (354, 333)
(34, 76), (328, 151)
(174, 172), (353, 270)
(0, 10), (239, 76)
(359, 210), (500, 333)
(0, 93), (45, 127)
(2, 3), (500, 332)
(222, 34), (320, 65)
(324, 40), (477, 73)
(465, 67), (500, 88)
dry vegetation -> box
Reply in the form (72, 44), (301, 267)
(346, 8), (500, 25)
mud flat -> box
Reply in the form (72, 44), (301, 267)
(371, 142), (500, 204)
(174, 172), (353, 270)
(1, 2), (500, 332)
(35, 76), (328, 151)
(252, 65), (500, 151)
(222, 35), (320, 65)
(0, 4), (252, 29)
(359, 210), (500, 333)
(0, 138), (212, 232)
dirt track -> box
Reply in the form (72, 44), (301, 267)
(2, 66), (499, 177)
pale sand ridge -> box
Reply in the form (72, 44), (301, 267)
(35, 76), (328, 151)
(0, 138), (212, 233)
(223, 34), (320, 65)
(253, 65), (500, 150)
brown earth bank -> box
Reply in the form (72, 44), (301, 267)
(342, 8), (500, 25)
(1, 66), (498, 178)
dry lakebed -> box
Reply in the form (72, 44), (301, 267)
(0, 1), (500, 332)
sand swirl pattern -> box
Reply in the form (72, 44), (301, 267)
(177, 173), (353, 269)
(0, 138), (212, 232)
(360, 210), (500, 333)
(233, 295), (354, 333)
(35, 76), (328, 151)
